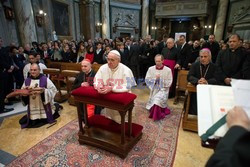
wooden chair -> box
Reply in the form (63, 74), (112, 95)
(174, 70), (189, 104)
(182, 83), (198, 132)
(43, 68), (68, 103)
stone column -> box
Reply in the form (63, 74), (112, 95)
(142, 0), (149, 38)
(214, 0), (229, 41)
(101, 0), (110, 39)
(198, 17), (205, 38)
(13, 0), (37, 46)
(80, 0), (95, 40)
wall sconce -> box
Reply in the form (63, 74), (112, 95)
(36, 10), (47, 27)
(204, 25), (212, 29)
(96, 22), (102, 32)
(151, 26), (157, 30)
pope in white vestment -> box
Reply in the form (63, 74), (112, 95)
(94, 50), (136, 123)
(20, 63), (58, 128)
(145, 54), (172, 121)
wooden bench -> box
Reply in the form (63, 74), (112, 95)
(72, 86), (143, 158)
(182, 83), (198, 132)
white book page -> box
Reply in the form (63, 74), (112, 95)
(231, 79), (250, 118)
(210, 86), (234, 137)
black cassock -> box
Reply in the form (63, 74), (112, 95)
(187, 61), (217, 115)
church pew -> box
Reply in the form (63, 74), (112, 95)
(182, 83), (198, 132)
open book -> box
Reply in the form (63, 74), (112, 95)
(197, 79), (250, 138)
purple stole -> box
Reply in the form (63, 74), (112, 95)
(163, 59), (176, 92)
(22, 75), (55, 128)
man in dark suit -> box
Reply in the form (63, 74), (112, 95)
(93, 42), (105, 64)
(177, 35), (192, 69)
(202, 34), (220, 63)
(206, 106), (250, 167)
(127, 39), (140, 81)
(157, 34), (168, 54)
(72, 59), (101, 115)
(0, 38), (14, 113)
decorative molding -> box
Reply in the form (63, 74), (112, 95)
(155, 0), (208, 18)
(81, 0), (94, 5)
(232, 5), (250, 24)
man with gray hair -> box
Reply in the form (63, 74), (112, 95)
(94, 50), (136, 123)
(187, 48), (217, 115)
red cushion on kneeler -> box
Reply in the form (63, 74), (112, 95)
(88, 115), (143, 138)
(72, 86), (137, 106)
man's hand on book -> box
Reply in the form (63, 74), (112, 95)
(224, 78), (231, 85)
(198, 78), (208, 84)
(226, 106), (250, 131)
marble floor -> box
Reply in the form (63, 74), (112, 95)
(0, 88), (213, 166)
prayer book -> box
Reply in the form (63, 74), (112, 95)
(197, 79), (250, 138)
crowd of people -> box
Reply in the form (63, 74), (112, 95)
(0, 33), (249, 115)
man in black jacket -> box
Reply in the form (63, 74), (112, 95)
(202, 34), (220, 63)
(177, 35), (192, 69)
(216, 34), (246, 85)
(72, 59), (101, 115)
(206, 106), (250, 167)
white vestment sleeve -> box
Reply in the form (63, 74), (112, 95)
(44, 78), (58, 104)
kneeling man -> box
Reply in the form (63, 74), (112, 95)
(19, 63), (59, 128)
(94, 50), (136, 123)
(145, 54), (173, 121)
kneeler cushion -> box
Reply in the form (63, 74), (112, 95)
(72, 86), (137, 106)
(88, 115), (143, 138)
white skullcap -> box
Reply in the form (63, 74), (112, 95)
(109, 50), (121, 57)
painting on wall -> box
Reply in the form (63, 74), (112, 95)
(52, 0), (70, 36)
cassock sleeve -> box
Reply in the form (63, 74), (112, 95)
(206, 126), (250, 167)
(187, 63), (199, 85)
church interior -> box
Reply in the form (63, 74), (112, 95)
(0, 0), (250, 166)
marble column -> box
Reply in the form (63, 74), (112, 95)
(80, 0), (95, 40)
(142, 0), (149, 38)
(13, 0), (37, 46)
(214, 0), (229, 41)
(198, 17), (205, 38)
(101, 0), (110, 39)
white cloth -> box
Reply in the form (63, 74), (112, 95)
(23, 63), (47, 79)
(145, 66), (172, 110)
(21, 77), (57, 120)
(94, 63), (136, 123)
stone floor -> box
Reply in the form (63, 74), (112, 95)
(0, 88), (213, 166)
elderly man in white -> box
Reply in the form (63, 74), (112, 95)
(94, 50), (136, 123)
(145, 54), (173, 121)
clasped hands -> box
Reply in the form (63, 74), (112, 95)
(96, 84), (112, 94)
(198, 77), (208, 84)
(23, 86), (45, 96)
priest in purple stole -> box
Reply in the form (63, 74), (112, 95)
(145, 54), (173, 121)
(19, 63), (59, 128)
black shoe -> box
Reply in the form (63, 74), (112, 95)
(1, 108), (14, 113)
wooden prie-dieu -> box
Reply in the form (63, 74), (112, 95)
(72, 86), (143, 158)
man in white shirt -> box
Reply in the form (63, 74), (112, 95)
(23, 52), (47, 79)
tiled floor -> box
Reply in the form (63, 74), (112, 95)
(0, 88), (213, 166)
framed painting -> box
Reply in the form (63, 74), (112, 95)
(52, 0), (70, 36)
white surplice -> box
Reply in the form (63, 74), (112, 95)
(21, 77), (57, 120)
(145, 66), (172, 110)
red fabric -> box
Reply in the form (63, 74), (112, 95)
(72, 86), (137, 106)
(87, 104), (95, 118)
(163, 59), (176, 92)
(85, 53), (94, 63)
(149, 104), (171, 121)
(88, 115), (143, 137)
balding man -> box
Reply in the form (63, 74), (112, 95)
(94, 50), (136, 123)
(73, 59), (102, 115)
(19, 63), (59, 128)
(216, 34), (247, 85)
(161, 38), (180, 98)
(187, 48), (217, 115)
